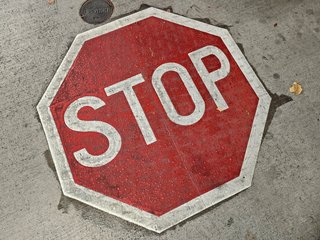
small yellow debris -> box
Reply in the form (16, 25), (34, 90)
(48, 0), (55, 5)
(290, 81), (303, 95)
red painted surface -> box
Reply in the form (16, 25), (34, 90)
(50, 17), (258, 216)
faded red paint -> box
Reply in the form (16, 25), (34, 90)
(50, 17), (258, 216)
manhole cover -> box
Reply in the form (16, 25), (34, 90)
(80, 0), (114, 24)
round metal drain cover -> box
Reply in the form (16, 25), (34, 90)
(80, 0), (114, 24)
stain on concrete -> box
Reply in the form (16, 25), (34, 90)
(245, 230), (257, 240)
(259, 18), (267, 24)
(297, 32), (303, 38)
(267, 165), (283, 181)
(277, 33), (286, 42)
(275, 39), (282, 45)
(273, 73), (280, 79)
(306, 9), (314, 15)
(275, 34), (286, 44)
(264, 132), (274, 141)
(227, 217), (234, 227)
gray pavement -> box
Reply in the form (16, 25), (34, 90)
(0, 0), (319, 239)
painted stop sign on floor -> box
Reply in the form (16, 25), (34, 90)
(37, 7), (271, 232)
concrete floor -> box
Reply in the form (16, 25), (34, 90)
(0, 0), (319, 239)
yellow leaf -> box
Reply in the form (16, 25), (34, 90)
(289, 82), (303, 95)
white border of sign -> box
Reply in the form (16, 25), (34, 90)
(37, 7), (271, 233)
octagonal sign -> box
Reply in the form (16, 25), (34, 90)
(37, 7), (271, 232)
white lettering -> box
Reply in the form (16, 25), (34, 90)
(189, 45), (230, 111)
(64, 96), (122, 167)
(152, 63), (205, 125)
(105, 74), (157, 145)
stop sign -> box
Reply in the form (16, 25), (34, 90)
(37, 7), (271, 232)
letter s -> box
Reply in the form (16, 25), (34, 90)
(64, 96), (121, 167)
